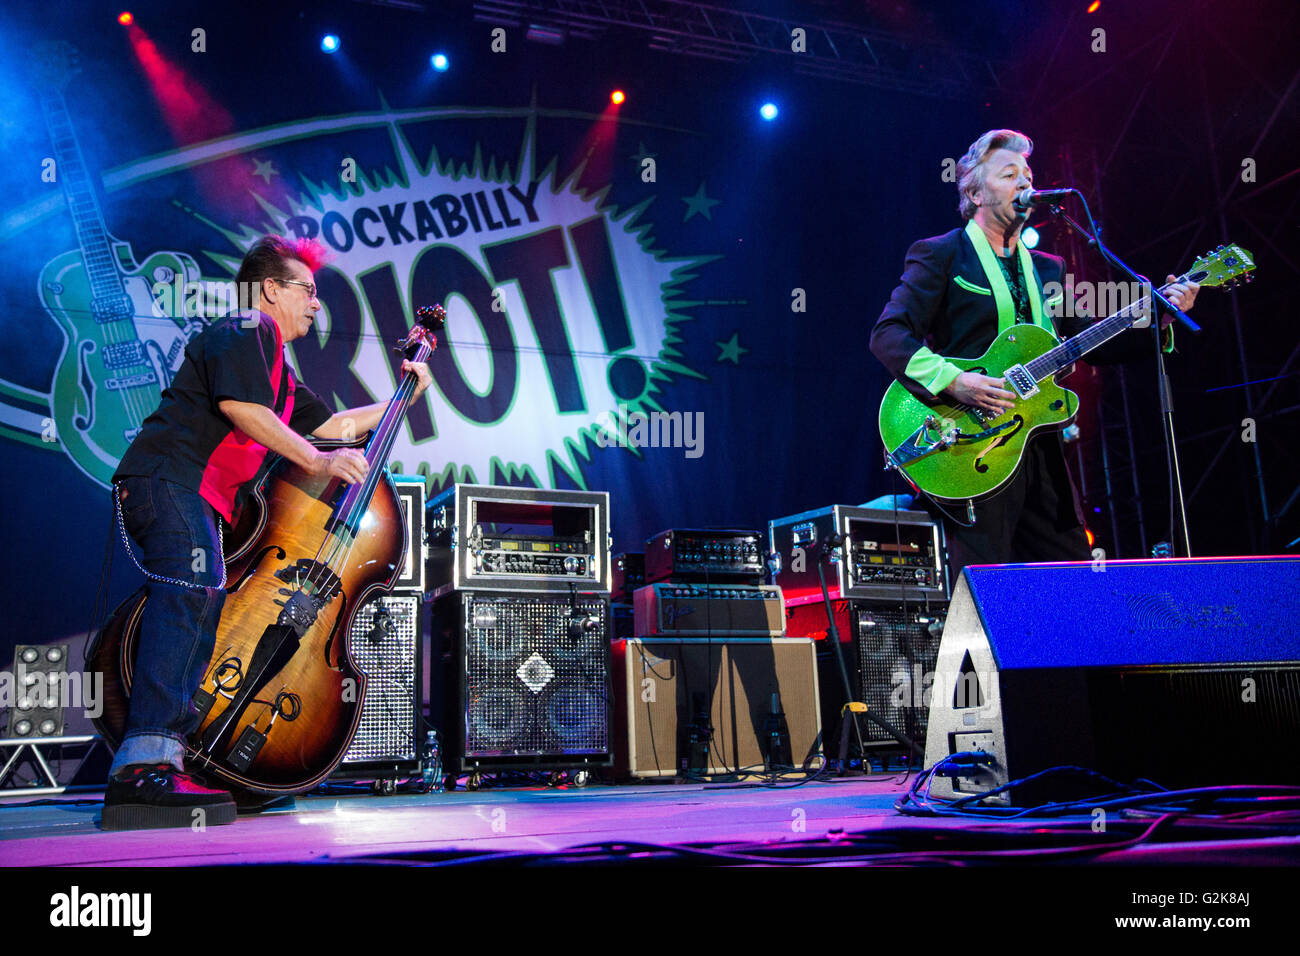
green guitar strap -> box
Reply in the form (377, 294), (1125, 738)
(1018, 236), (1048, 332)
(964, 219), (1053, 335)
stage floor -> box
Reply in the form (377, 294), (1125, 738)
(2, 773), (1297, 867)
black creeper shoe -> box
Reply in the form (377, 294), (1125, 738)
(101, 763), (237, 831)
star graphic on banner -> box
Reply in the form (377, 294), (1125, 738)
(682, 181), (720, 222)
(252, 157), (279, 183)
(631, 142), (658, 164)
(715, 332), (748, 364)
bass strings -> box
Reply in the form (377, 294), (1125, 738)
(306, 337), (432, 594)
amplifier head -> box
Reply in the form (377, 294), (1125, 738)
(426, 484), (611, 595)
(633, 583), (786, 637)
(391, 476), (426, 593)
(769, 505), (947, 605)
(644, 528), (765, 585)
(612, 552), (645, 603)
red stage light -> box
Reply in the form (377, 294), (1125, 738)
(1086, 1), (1101, 12)
(610, 90), (625, 105)
(118, 11), (134, 25)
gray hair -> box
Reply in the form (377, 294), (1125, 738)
(956, 129), (1033, 220)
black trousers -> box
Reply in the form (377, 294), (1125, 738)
(928, 433), (1091, 582)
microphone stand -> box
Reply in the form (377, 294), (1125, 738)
(1040, 196), (1199, 558)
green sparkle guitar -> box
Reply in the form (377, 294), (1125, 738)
(878, 244), (1255, 503)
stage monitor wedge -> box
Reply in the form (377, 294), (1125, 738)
(923, 557), (1300, 804)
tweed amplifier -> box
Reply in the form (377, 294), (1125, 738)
(633, 583), (785, 638)
(611, 638), (824, 778)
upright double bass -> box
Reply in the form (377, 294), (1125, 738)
(92, 305), (445, 796)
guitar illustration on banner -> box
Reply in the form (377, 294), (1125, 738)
(879, 243), (1256, 503)
(32, 42), (208, 487)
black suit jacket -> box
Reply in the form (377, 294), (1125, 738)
(870, 226), (1152, 402)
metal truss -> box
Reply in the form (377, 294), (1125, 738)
(1036, 2), (1299, 555)
(471, 0), (1002, 99)
(1053, 143), (1151, 559)
(0, 735), (106, 796)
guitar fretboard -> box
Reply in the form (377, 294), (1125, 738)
(1025, 278), (1180, 381)
(41, 87), (130, 313)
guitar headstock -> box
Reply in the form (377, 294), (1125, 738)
(394, 305), (445, 356)
(414, 304), (447, 332)
(1185, 244), (1256, 290)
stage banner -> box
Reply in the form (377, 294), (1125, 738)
(0, 19), (956, 648)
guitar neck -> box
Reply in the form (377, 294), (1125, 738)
(332, 339), (433, 534)
(362, 362), (424, 470)
(1024, 277), (1181, 381)
(40, 87), (127, 305)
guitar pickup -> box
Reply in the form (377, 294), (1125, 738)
(1003, 364), (1038, 399)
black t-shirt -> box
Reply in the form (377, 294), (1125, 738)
(113, 312), (332, 521)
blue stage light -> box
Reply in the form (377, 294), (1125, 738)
(760, 102), (778, 121)
(431, 53), (449, 71)
(1022, 225), (1040, 249)
(321, 34), (340, 54)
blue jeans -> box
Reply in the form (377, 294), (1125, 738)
(108, 475), (226, 777)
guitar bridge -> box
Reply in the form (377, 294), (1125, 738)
(1004, 364), (1039, 399)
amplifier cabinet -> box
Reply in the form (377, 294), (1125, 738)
(634, 583), (785, 637)
(611, 638), (823, 778)
(769, 505), (948, 604)
(337, 594), (422, 772)
(854, 602), (947, 749)
(426, 484), (610, 595)
(431, 591), (613, 772)
(785, 597), (948, 752)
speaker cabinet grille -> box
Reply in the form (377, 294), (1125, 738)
(1090, 667), (1300, 784)
(855, 603), (947, 746)
(461, 594), (610, 763)
(341, 595), (420, 765)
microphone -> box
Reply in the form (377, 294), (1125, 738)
(1013, 187), (1076, 210)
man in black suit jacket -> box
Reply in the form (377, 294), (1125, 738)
(870, 129), (1200, 576)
